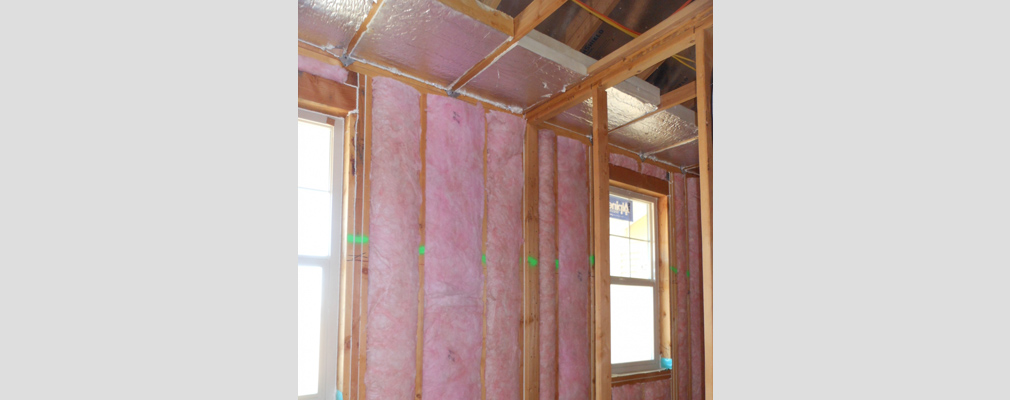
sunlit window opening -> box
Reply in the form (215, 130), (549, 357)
(609, 187), (659, 372)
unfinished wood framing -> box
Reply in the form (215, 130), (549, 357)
(527, 0), (712, 123)
(695, 26), (714, 400)
(611, 370), (671, 387)
(609, 166), (668, 197)
(590, 85), (612, 400)
(346, 0), (384, 54)
(522, 122), (541, 400)
(415, 94), (427, 400)
(298, 72), (357, 117)
(345, 75), (367, 400)
(438, 0), (515, 36)
(338, 112), (358, 398)
(450, 0), (568, 91)
(562, 0), (622, 51)
(666, 179), (679, 400)
(355, 75), (374, 400)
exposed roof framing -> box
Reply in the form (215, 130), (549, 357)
(439, 0), (515, 36)
(450, 0), (569, 91)
(527, 0), (712, 122)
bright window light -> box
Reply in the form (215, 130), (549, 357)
(298, 265), (323, 396)
(610, 284), (656, 363)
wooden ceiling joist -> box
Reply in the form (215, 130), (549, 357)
(438, 0), (515, 37)
(563, 0), (622, 51)
(450, 0), (568, 91)
(527, 0), (712, 123)
(345, 0), (385, 54)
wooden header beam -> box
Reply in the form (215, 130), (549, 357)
(298, 71), (357, 117)
(527, 0), (712, 123)
(610, 80), (697, 134)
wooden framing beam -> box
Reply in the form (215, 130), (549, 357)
(438, 0), (514, 36)
(522, 122), (541, 400)
(298, 72), (357, 117)
(415, 94), (427, 400)
(346, 0), (384, 54)
(590, 85), (612, 400)
(609, 166), (668, 197)
(527, 0), (712, 123)
(337, 111), (358, 398)
(298, 42), (522, 117)
(695, 26), (714, 400)
(479, 0), (502, 8)
(450, 0), (567, 91)
(562, 0), (622, 52)
(356, 75), (374, 400)
(611, 370), (671, 387)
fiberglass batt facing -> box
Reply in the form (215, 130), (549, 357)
(557, 136), (591, 400)
(483, 110), (525, 399)
(422, 94), (486, 400)
(537, 129), (559, 400)
(364, 77), (422, 399)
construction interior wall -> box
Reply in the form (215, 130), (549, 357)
(348, 73), (702, 400)
(557, 136), (591, 399)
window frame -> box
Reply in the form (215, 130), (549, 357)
(298, 109), (344, 400)
(609, 185), (662, 376)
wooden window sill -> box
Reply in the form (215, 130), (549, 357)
(611, 369), (671, 387)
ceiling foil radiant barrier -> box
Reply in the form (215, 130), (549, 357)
(610, 107), (698, 155)
(652, 138), (699, 167)
(459, 31), (586, 111)
(298, 0), (372, 50)
(350, 0), (510, 88)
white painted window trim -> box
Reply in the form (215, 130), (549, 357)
(298, 109), (344, 400)
(609, 186), (662, 376)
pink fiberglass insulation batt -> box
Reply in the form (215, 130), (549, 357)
(537, 129), (558, 400)
(640, 163), (667, 180)
(672, 173), (691, 400)
(484, 110), (525, 399)
(687, 176), (704, 400)
(611, 377), (673, 400)
(364, 77), (422, 399)
(556, 136), (591, 400)
(422, 94), (486, 400)
(609, 152), (639, 171)
(609, 152), (669, 181)
(297, 54), (350, 84)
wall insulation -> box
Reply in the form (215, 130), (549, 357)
(687, 176), (705, 400)
(557, 136), (591, 400)
(364, 77), (422, 399)
(537, 129), (558, 400)
(609, 152), (669, 180)
(297, 54), (349, 84)
(484, 110), (525, 398)
(611, 378), (673, 400)
(671, 173), (691, 400)
(422, 94), (486, 399)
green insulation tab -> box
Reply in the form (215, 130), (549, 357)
(528, 256), (538, 267)
(555, 259), (559, 270)
(687, 271), (690, 277)
(347, 234), (369, 244)
(672, 267), (678, 273)
(589, 255), (595, 265)
(482, 254), (486, 264)
(419, 245), (425, 255)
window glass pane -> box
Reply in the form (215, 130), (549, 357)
(298, 120), (332, 192)
(610, 236), (631, 277)
(298, 265), (323, 396)
(610, 284), (655, 364)
(628, 239), (653, 280)
(628, 199), (651, 241)
(298, 188), (331, 257)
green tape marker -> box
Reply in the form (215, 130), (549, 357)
(528, 256), (538, 267)
(347, 234), (369, 244)
(589, 255), (595, 265)
(419, 245), (425, 255)
(686, 271), (690, 277)
(482, 254), (486, 264)
(672, 267), (678, 273)
(555, 259), (559, 270)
